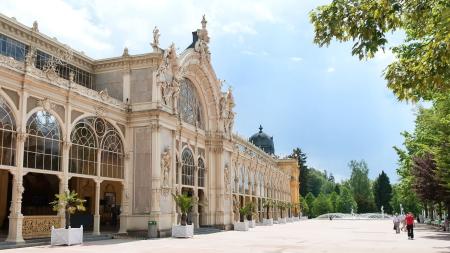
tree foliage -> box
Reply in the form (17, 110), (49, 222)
(288, 148), (309, 197)
(312, 193), (333, 217)
(349, 160), (376, 213)
(50, 190), (86, 228)
(336, 186), (358, 213)
(310, 0), (450, 101)
(373, 171), (393, 214)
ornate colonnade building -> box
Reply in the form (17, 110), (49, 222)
(0, 14), (299, 241)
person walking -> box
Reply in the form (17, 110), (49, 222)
(405, 212), (415, 240)
(393, 213), (400, 234)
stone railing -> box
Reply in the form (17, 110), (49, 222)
(22, 215), (61, 239)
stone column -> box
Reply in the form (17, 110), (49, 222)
(150, 123), (161, 227)
(58, 140), (71, 228)
(93, 179), (102, 235)
(119, 180), (128, 234)
(6, 132), (27, 243)
(193, 166), (199, 228)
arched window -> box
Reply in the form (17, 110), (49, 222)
(178, 78), (204, 129)
(70, 117), (124, 178)
(181, 148), (194, 186)
(0, 97), (16, 165)
(24, 111), (61, 171)
(198, 157), (205, 187)
(101, 131), (124, 178)
(70, 120), (97, 175)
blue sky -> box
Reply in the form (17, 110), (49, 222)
(1, 0), (417, 182)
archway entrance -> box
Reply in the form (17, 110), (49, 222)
(21, 172), (59, 239)
(69, 177), (95, 231)
(0, 170), (12, 240)
(100, 180), (122, 232)
(181, 187), (194, 225)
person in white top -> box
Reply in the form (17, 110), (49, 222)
(393, 214), (400, 234)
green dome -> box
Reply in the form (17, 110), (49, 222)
(249, 125), (275, 155)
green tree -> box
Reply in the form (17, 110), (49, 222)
(288, 148), (309, 197)
(390, 184), (422, 215)
(349, 160), (376, 213)
(310, 0), (450, 101)
(300, 197), (310, 217)
(312, 193), (332, 217)
(373, 171), (393, 214)
(336, 186), (358, 213)
(328, 191), (339, 213)
(307, 168), (328, 196)
(305, 192), (316, 217)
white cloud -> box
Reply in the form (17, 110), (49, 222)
(0, 0), (314, 58)
(290, 57), (303, 62)
(222, 22), (257, 35)
(327, 67), (335, 73)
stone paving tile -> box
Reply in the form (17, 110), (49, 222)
(2, 220), (449, 253)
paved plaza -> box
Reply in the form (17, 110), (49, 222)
(3, 220), (449, 253)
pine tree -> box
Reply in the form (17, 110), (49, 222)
(373, 171), (393, 214)
(288, 148), (309, 197)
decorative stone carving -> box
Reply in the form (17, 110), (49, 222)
(220, 87), (236, 137)
(95, 106), (105, 117)
(98, 88), (109, 101)
(23, 216), (61, 239)
(161, 146), (171, 188)
(224, 163), (231, 194)
(156, 43), (185, 114)
(194, 15), (211, 63)
(31, 21), (39, 32)
(38, 98), (55, 112)
(151, 26), (160, 50)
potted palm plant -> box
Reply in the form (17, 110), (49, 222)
(278, 202), (287, 224)
(234, 204), (251, 231)
(262, 199), (273, 226)
(246, 202), (257, 228)
(172, 193), (195, 238)
(49, 190), (86, 246)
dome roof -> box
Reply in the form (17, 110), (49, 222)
(249, 125), (275, 155)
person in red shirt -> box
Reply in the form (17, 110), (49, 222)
(405, 212), (415, 239)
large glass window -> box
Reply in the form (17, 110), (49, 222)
(0, 97), (16, 166)
(24, 111), (61, 171)
(178, 78), (204, 129)
(198, 158), (205, 187)
(0, 34), (28, 62)
(181, 148), (194, 186)
(100, 131), (124, 178)
(70, 121), (97, 175)
(70, 117), (124, 178)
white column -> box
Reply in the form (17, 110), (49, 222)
(6, 131), (27, 243)
(150, 123), (161, 227)
(93, 179), (102, 235)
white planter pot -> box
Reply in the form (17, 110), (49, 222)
(287, 217), (293, 222)
(278, 218), (287, 224)
(172, 224), (194, 238)
(234, 221), (249, 231)
(293, 216), (300, 221)
(263, 218), (273, 226)
(248, 220), (256, 228)
(51, 226), (83, 246)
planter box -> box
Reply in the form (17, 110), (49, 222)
(51, 226), (83, 246)
(278, 218), (287, 224)
(172, 224), (194, 238)
(234, 221), (249, 231)
(292, 216), (300, 221)
(287, 217), (293, 223)
(248, 220), (256, 228)
(263, 218), (273, 226)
